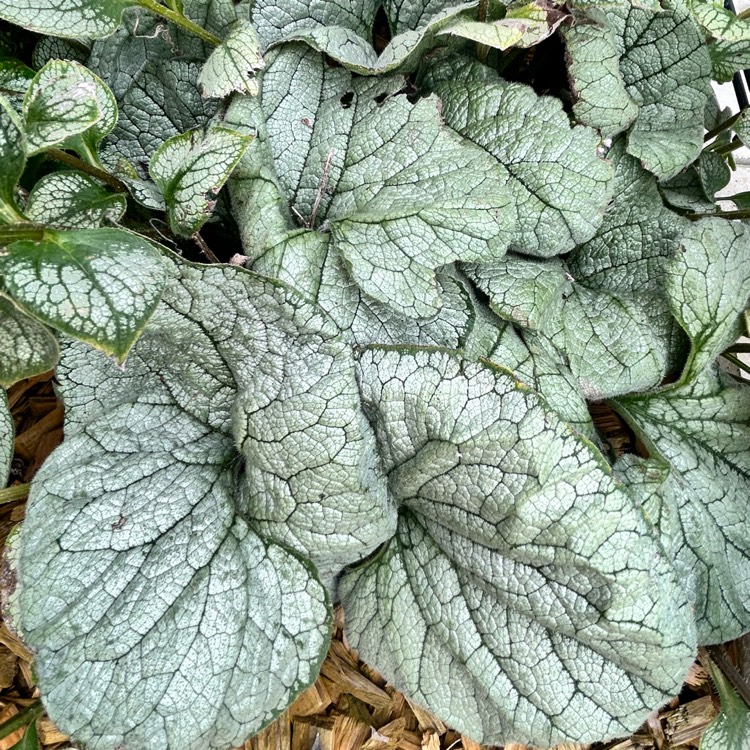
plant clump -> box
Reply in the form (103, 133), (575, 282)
(0, 1), (749, 749)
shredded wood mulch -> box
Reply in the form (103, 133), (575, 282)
(0, 372), (745, 750)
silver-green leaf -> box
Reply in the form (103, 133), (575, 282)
(666, 217), (750, 383)
(0, 389), (12, 488)
(342, 346), (695, 747)
(610, 2), (711, 180)
(198, 21), (265, 98)
(0, 296), (59, 388)
(150, 126), (252, 236)
(22, 60), (103, 155)
(0, 228), (166, 361)
(25, 172), (127, 229)
(562, 7), (638, 136)
(423, 54), (613, 257)
(0, 0), (132, 39)
(231, 47), (515, 318)
(615, 374), (750, 644)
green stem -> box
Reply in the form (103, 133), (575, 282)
(476, 0), (490, 63)
(723, 352), (750, 377)
(712, 137), (744, 156)
(136, 0), (222, 46)
(687, 208), (750, 220)
(46, 148), (128, 193)
(0, 201), (27, 225)
(0, 483), (30, 505)
(0, 225), (46, 245)
(738, 7), (750, 20)
(0, 701), (42, 741)
(704, 109), (745, 142)
(725, 343), (750, 354)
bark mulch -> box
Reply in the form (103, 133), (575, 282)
(0, 372), (742, 750)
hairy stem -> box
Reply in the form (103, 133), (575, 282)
(0, 483), (31, 505)
(47, 149), (129, 193)
(136, 0), (222, 46)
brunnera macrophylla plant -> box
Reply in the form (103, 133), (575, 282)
(0, 0), (750, 748)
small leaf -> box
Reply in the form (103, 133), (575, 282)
(22, 60), (102, 155)
(0, 96), (26, 222)
(0, 58), (35, 110)
(342, 346), (695, 747)
(690, 2), (750, 83)
(701, 658), (750, 750)
(440, 1), (569, 51)
(0, 389), (12, 488)
(150, 126), (252, 236)
(661, 151), (732, 213)
(0, 228), (166, 361)
(0, 296), (59, 388)
(0, 0), (133, 40)
(57, 66), (118, 164)
(25, 172), (127, 229)
(198, 21), (265, 98)
(464, 256), (570, 331)
(666, 218), (750, 383)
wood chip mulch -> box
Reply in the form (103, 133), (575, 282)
(0, 372), (742, 750)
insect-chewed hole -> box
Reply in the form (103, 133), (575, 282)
(340, 91), (354, 108)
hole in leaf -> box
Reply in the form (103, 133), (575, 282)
(373, 91), (389, 105)
(340, 91), (354, 108)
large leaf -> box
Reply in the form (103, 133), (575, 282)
(422, 54), (613, 257)
(18, 257), (403, 749)
(341, 347), (694, 746)
(465, 254), (669, 400)
(230, 47), (514, 318)
(0, 296), (58, 388)
(150, 126), (252, 236)
(614, 374), (750, 644)
(0, 389), (12, 488)
(665, 218), (750, 383)
(610, 2), (711, 180)
(25, 172), (127, 229)
(562, 7), (638, 136)
(0, 228), (166, 361)
(0, 0), (132, 39)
